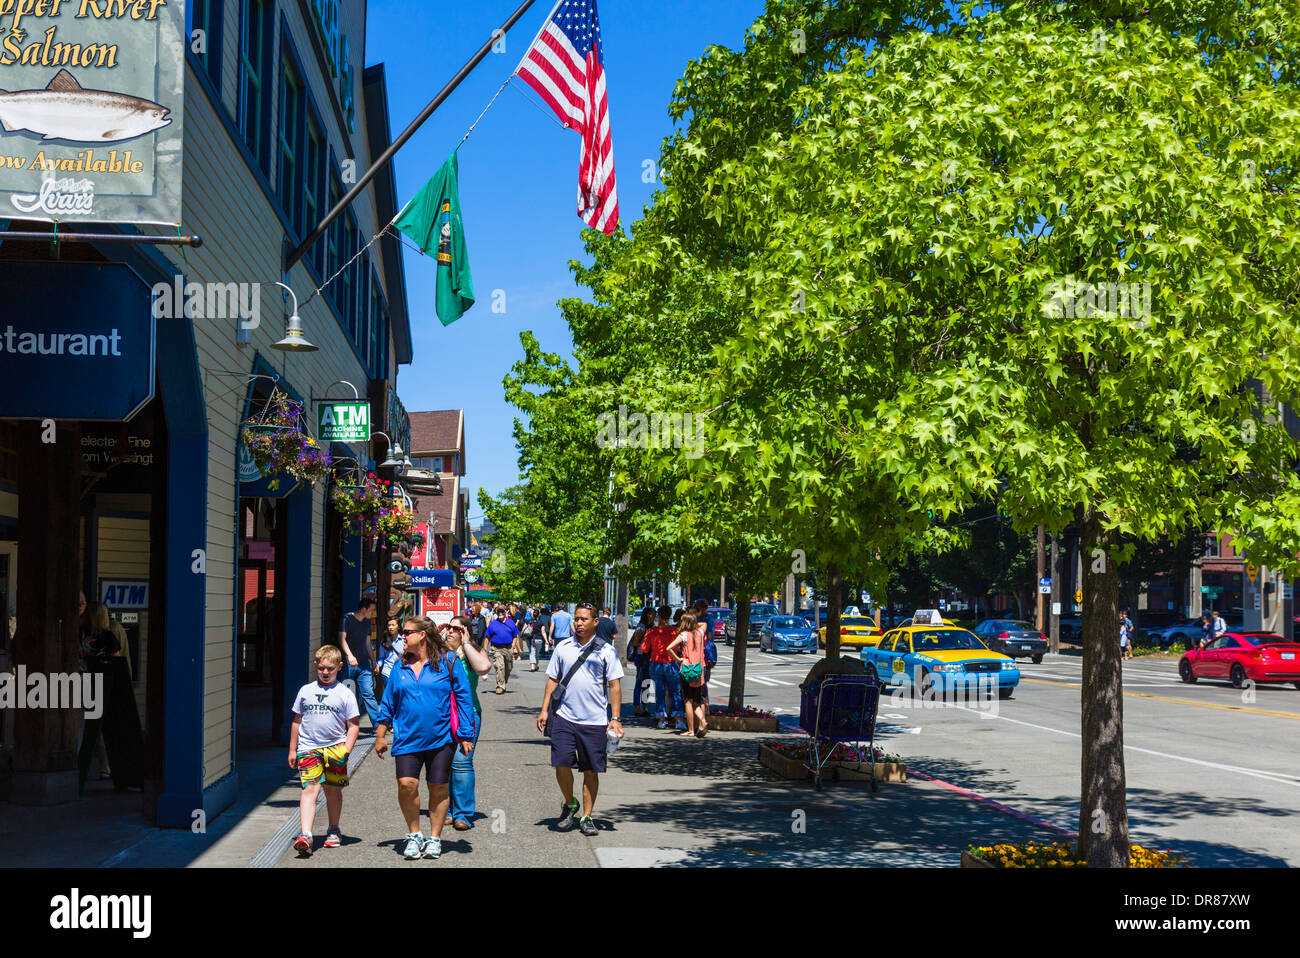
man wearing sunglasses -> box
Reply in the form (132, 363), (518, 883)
(538, 603), (623, 836)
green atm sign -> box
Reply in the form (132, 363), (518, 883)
(318, 402), (371, 442)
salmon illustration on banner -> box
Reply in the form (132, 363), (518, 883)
(515, 0), (619, 235)
(394, 152), (475, 326)
(0, 1), (185, 225)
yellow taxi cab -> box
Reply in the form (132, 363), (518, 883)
(818, 615), (885, 649)
(861, 610), (1019, 698)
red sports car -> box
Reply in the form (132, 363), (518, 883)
(1178, 631), (1300, 689)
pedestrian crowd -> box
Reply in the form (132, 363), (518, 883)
(287, 597), (637, 859)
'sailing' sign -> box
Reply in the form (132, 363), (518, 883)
(318, 402), (370, 442)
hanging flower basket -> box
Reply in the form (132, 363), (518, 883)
(240, 389), (331, 489)
(329, 472), (388, 538)
(377, 506), (417, 550)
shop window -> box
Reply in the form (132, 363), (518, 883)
(303, 115), (325, 271)
(277, 50), (304, 235)
(189, 0), (224, 93)
(238, 0), (274, 174)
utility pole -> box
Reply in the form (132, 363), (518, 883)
(1036, 525), (1046, 632)
(1049, 534), (1060, 653)
(719, 575), (726, 607)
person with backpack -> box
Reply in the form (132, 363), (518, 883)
(667, 613), (708, 737)
(628, 608), (655, 717)
(537, 603), (623, 837)
(692, 600), (717, 709)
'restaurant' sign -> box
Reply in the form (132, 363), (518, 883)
(0, 0), (185, 225)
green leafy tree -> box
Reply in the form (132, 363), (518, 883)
(623, 0), (1300, 868)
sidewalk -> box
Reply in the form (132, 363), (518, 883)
(271, 658), (1051, 868)
(1, 659), (1055, 867)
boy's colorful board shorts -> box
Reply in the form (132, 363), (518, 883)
(297, 743), (350, 788)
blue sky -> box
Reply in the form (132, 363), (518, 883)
(365, 0), (766, 519)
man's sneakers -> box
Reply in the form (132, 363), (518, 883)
(292, 833), (312, 857)
(556, 798), (581, 831)
(578, 816), (598, 837)
(323, 829), (341, 849)
(403, 832), (425, 860)
(422, 836), (442, 859)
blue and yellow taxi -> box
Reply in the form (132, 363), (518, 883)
(861, 612), (1019, 699)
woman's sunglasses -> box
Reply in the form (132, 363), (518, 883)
(400, 628), (425, 636)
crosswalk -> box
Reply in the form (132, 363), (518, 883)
(709, 651), (806, 688)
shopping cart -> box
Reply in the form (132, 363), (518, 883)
(799, 673), (881, 792)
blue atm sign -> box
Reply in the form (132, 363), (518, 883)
(101, 580), (148, 609)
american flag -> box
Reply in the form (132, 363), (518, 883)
(515, 0), (619, 235)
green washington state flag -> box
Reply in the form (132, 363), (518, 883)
(394, 152), (475, 326)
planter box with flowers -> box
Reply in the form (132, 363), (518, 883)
(240, 390), (331, 490)
(757, 741), (907, 783)
(706, 705), (780, 732)
(962, 840), (1186, 868)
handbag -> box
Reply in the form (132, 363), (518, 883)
(544, 638), (604, 737)
(679, 631), (704, 684)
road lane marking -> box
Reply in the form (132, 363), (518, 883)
(1020, 677), (1300, 719)
(951, 704), (1300, 788)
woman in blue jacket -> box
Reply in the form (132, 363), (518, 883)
(375, 616), (478, 861)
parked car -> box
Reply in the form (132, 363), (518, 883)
(862, 625), (1020, 698)
(1178, 632), (1300, 688)
(972, 619), (1047, 663)
(760, 616), (817, 654)
(725, 602), (780, 645)
(1148, 619), (1205, 650)
(817, 615), (884, 649)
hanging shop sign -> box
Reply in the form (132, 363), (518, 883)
(0, 0), (186, 224)
(0, 261), (154, 420)
(419, 586), (460, 627)
(409, 568), (455, 589)
(318, 401), (371, 442)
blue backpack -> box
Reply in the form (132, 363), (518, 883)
(704, 636), (717, 667)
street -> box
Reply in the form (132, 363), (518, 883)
(714, 645), (1300, 866)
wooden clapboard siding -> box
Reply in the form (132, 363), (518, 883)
(166, 1), (390, 787)
(97, 518), (151, 580)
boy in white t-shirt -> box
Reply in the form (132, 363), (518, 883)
(289, 645), (360, 856)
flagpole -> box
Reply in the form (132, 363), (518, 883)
(284, 0), (542, 273)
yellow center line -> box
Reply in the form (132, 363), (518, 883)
(1020, 677), (1300, 720)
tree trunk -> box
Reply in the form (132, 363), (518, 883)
(727, 593), (750, 712)
(825, 562), (842, 661)
(1078, 508), (1129, 867)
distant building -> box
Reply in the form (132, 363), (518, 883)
(408, 410), (468, 568)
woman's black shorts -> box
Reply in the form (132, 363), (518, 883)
(393, 744), (454, 784)
(680, 680), (704, 705)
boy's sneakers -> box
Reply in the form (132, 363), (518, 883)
(403, 833), (424, 860)
(556, 799), (581, 831)
(323, 829), (341, 849)
(578, 816), (598, 837)
(292, 834), (312, 856)
(422, 836), (441, 859)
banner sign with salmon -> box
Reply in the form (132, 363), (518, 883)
(0, 0), (185, 225)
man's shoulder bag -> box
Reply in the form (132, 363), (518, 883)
(545, 639), (605, 737)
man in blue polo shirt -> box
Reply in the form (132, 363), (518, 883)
(485, 606), (519, 694)
(537, 603), (623, 837)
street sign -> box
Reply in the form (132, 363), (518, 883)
(1246, 563), (1259, 583)
(1039, 576), (1051, 594)
(1074, 589), (1083, 604)
(1284, 582), (1294, 600)
(1051, 602), (1061, 616)
(1201, 585), (1223, 596)
(1253, 591), (1261, 610)
(318, 401), (371, 441)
